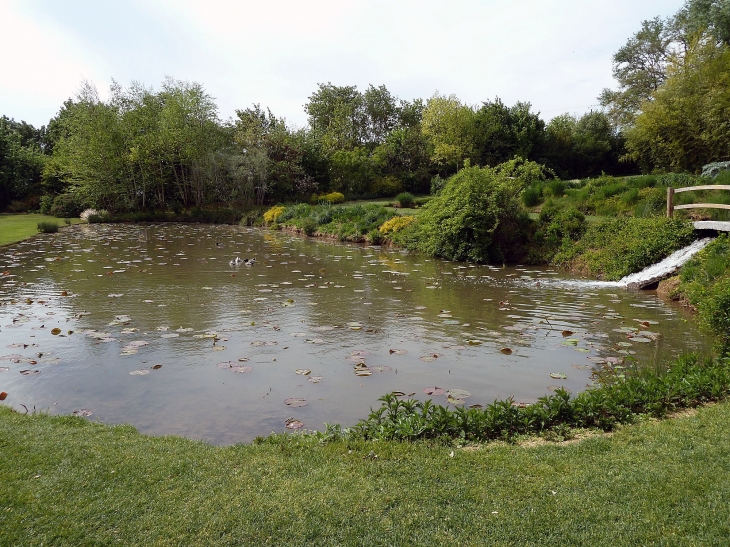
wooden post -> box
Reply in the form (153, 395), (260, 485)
(667, 187), (674, 218)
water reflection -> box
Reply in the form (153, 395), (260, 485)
(0, 224), (711, 444)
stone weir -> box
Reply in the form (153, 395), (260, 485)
(620, 237), (714, 290)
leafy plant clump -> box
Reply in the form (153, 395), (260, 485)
(36, 221), (59, 233)
(275, 203), (395, 242)
(395, 192), (415, 208)
(379, 215), (415, 235)
(319, 354), (730, 443)
(263, 205), (286, 224)
(677, 234), (730, 354)
(414, 166), (530, 263)
(552, 217), (695, 280)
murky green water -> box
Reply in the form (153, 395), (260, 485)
(0, 224), (711, 444)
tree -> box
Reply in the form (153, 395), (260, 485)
(0, 117), (46, 209)
(421, 93), (476, 175)
(599, 17), (674, 128)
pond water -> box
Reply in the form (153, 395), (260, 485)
(0, 224), (711, 444)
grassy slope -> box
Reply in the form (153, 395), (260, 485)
(0, 214), (82, 247)
(2, 404), (729, 546)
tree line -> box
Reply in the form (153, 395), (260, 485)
(1, 0), (728, 214)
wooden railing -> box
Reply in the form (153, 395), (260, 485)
(667, 185), (730, 217)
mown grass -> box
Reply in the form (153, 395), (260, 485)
(2, 401), (730, 545)
(0, 214), (81, 247)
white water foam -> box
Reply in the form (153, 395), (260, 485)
(620, 237), (714, 289)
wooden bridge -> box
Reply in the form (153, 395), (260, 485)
(667, 185), (730, 231)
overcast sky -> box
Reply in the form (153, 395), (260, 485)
(1, 0), (685, 129)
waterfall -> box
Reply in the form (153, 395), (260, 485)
(620, 237), (714, 289)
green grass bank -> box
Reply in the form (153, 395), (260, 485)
(0, 214), (82, 247)
(2, 402), (730, 546)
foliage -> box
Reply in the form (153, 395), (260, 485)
(263, 205), (286, 224)
(552, 217), (696, 280)
(626, 41), (730, 173)
(678, 234), (730, 354)
(36, 221), (59, 233)
(414, 166), (529, 262)
(276, 203), (395, 242)
(49, 192), (87, 218)
(0, 116), (47, 210)
(395, 192), (415, 208)
(369, 175), (403, 197)
(326, 354), (730, 443)
(379, 215), (416, 235)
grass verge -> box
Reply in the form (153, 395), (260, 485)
(2, 400), (730, 545)
(0, 214), (81, 247)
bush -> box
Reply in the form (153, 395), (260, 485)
(395, 192), (415, 208)
(37, 221), (59, 233)
(546, 180), (567, 197)
(522, 184), (543, 207)
(50, 193), (86, 218)
(545, 207), (587, 244)
(370, 176), (403, 197)
(430, 175), (445, 195)
(7, 200), (29, 213)
(300, 217), (317, 236)
(39, 195), (53, 215)
(366, 229), (383, 244)
(379, 215), (416, 235)
(263, 206), (286, 224)
(552, 217), (696, 280)
(415, 166), (528, 263)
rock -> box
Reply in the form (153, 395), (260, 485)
(701, 161), (730, 179)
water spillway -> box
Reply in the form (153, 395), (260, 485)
(620, 237), (714, 290)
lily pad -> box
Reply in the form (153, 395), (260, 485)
(284, 397), (308, 407)
(448, 389), (471, 399)
(51, 328), (61, 335)
(423, 387), (445, 396)
(231, 365), (253, 373)
(389, 349), (408, 355)
(151, 364), (163, 370)
(72, 409), (92, 417)
(0, 392), (6, 400)
(129, 369), (150, 376)
(420, 355), (438, 362)
(561, 330), (574, 337)
(308, 376), (324, 383)
(19, 369), (40, 376)
(295, 369), (312, 376)
(217, 361), (236, 369)
(499, 347), (513, 355)
(354, 367), (373, 376)
(549, 372), (567, 380)
(285, 418), (304, 430)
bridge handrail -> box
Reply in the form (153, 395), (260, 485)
(667, 185), (730, 217)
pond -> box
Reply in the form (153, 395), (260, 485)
(0, 224), (711, 444)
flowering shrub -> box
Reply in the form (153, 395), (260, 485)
(379, 215), (415, 234)
(263, 206), (286, 224)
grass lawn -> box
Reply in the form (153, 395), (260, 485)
(2, 403), (729, 546)
(0, 214), (83, 247)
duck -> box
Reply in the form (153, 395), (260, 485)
(215, 242), (225, 248)
(229, 256), (243, 266)
(244, 257), (256, 266)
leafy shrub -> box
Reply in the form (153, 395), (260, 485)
(370, 176), (403, 197)
(621, 188), (640, 206)
(7, 200), (29, 213)
(379, 215), (416, 235)
(522, 184), (543, 207)
(627, 175), (658, 188)
(50, 193), (86, 218)
(494, 157), (556, 188)
(545, 207), (587, 244)
(395, 192), (415, 208)
(553, 217), (696, 280)
(413, 197), (430, 207)
(37, 221), (59, 233)
(300, 217), (317, 236)
(415, 166), (528, 263)
(366, 229), (383, 244)
(39, 195), (53, 215)
(87, 210), (111, 223)
(167, 200), (183, 214)
(546, 180), (567, 197)
(430, 175), (445, 195)
(311, 192), (345, 204)
(658, 172), (698, 187)
(263, 206), (286, 224)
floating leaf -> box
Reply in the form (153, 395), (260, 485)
(289, 332), (306, 337)
(389, 349), (408, 355)
(561, 330), (574, 337)
(499, 347), (513, 355)
(231, 365), (253, 373)
(151, 364), (163, 370)
(161, 333), (179, 338)
(19, 369), (39, 376)
(448, 389), (471, 399)
(284, 398), (308, 407)
(447, 395), (466, 405)
(549, 372), (567, 380)
(571, 364), (591, 370)
(372, 365), (392, 373)
(211, 346), (226, 351)
(561, 339), (579, 346)
(0, 392), (6, 400)
(217, 361), (236, 369)
(308, 376), (323, 383)
(295, 369), (311, 376)
(354, 368), (373, 376)
(72, 409), (92, 417)
(423, 387), (445, 396)
(51, 328), (61, 335)
(420, 355), (438, 362)
(466, 340), (482, 346)
(129, 369), (150, 376)
(285, 418), (304, 430)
